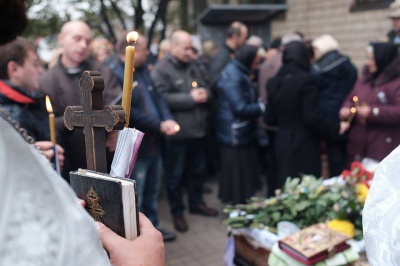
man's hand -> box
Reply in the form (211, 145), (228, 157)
(190, 87), (208, 103)
(339, 121), (350, 135)
(160, 120), (179, 136)
(96, 212), (165, 266)
(34, 141), (65, 168)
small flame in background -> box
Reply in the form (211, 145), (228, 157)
(45, 95), (53, 113)
(192, 81), (198, 88)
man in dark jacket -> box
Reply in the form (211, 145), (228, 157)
(106, 32), (179, 241)
(151, 30), (218, 233)
(0, 37), (65, 168)
(39, 21), (121, 180)
(209, 21), (248, 90)
(311, 35), (357, 177)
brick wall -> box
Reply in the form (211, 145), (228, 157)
(271, 0), (392, 70)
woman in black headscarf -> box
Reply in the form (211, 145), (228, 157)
(215, 44), (266, 205)
(340, 42), (400, 165)
(265, 41), (347, 192)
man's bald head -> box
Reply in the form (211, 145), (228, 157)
(170, 30), (191, 46)
(226, 21), (248, 50)
(58, 20), (93, 68)
(60, 21), (92, 36)
(169, 30), (192, 63)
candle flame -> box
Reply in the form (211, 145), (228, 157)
(126, 31), (139, 45)
(45, 96), (53, 113)
(350, 107), (356, 113)
(174, 125), (180, 132)
(192, 81), (198, 88)
(353, 96), (358, 103)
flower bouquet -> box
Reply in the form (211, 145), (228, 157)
(224, 170), (372, 240)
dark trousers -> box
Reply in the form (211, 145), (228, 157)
(165, 138), (205, 216)
(326, 139), (347, 177)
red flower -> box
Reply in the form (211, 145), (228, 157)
(341, 161), (373, 184)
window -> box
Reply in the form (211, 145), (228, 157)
(350, 0), (394, 12)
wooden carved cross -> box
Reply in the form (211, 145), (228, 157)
(64, 71), (126, 173)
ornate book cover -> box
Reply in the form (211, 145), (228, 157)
(70, 169), (139, 240)
(278, 223), (350, 265)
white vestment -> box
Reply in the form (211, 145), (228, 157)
(363, 145), (400, 266)
(0, 119), (110, 266)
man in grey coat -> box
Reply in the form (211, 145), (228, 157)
(151, 30), (218, 233)
(39, 21), (121, 180)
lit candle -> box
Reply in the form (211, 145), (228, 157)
(45, 96), (56, 144)
(192, 81), (198, 89)
(174, 124), (180, 132)
(347, 107), (357, 123)
(122, 31), (139, 127)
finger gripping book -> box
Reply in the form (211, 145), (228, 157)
(278, 223), (350, 265)
(70, 169), (139, 240)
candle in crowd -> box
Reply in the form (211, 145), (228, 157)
(45, 95), (56, 145)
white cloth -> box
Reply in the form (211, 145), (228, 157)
(363, 145), (400, 266)
(0, 119), (110, 266)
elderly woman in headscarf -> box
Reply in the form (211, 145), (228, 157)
(215, 44), (265, 205)
(340, 42), (400, 165)
(265, 41), (348, 192)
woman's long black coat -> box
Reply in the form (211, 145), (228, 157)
(265, 42), (339, 190)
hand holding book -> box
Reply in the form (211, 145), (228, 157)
(96, 213), (165, 266)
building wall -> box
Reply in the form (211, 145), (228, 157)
(271, 0), (392, 70)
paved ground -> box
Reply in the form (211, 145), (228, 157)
(157, 176), (267, 266)
(157, 177), (228, 266)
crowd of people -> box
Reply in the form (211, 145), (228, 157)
(1, 0), (400, 264)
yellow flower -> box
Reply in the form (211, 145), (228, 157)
(327, 219), (355, 238)
(356, 183), (369, 204)
(315, 185), (325, 195)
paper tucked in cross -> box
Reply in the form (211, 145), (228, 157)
(63, 70), (144, 176)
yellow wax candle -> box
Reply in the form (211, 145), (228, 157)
(49, 113), (56, 144)
(347, 107), (357, 123)
(122, 31), (139, 127)
(45, 96), (56, 144)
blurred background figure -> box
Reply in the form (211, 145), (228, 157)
(265, 41), (348, 193)
(90, 36), (114, 63)
(198, 40), (218, 87)
(158, 38), (170, 61)
(209, 21), (248, 91)
(104, 31), (128, 86)
(388, 0), (400, 49)
(340, 42), (400, 165)
(151, 30), (218, 233)
(246, 35), (264, 48)
(311, 34), (357, 177)
(216, 44), (265, 205)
